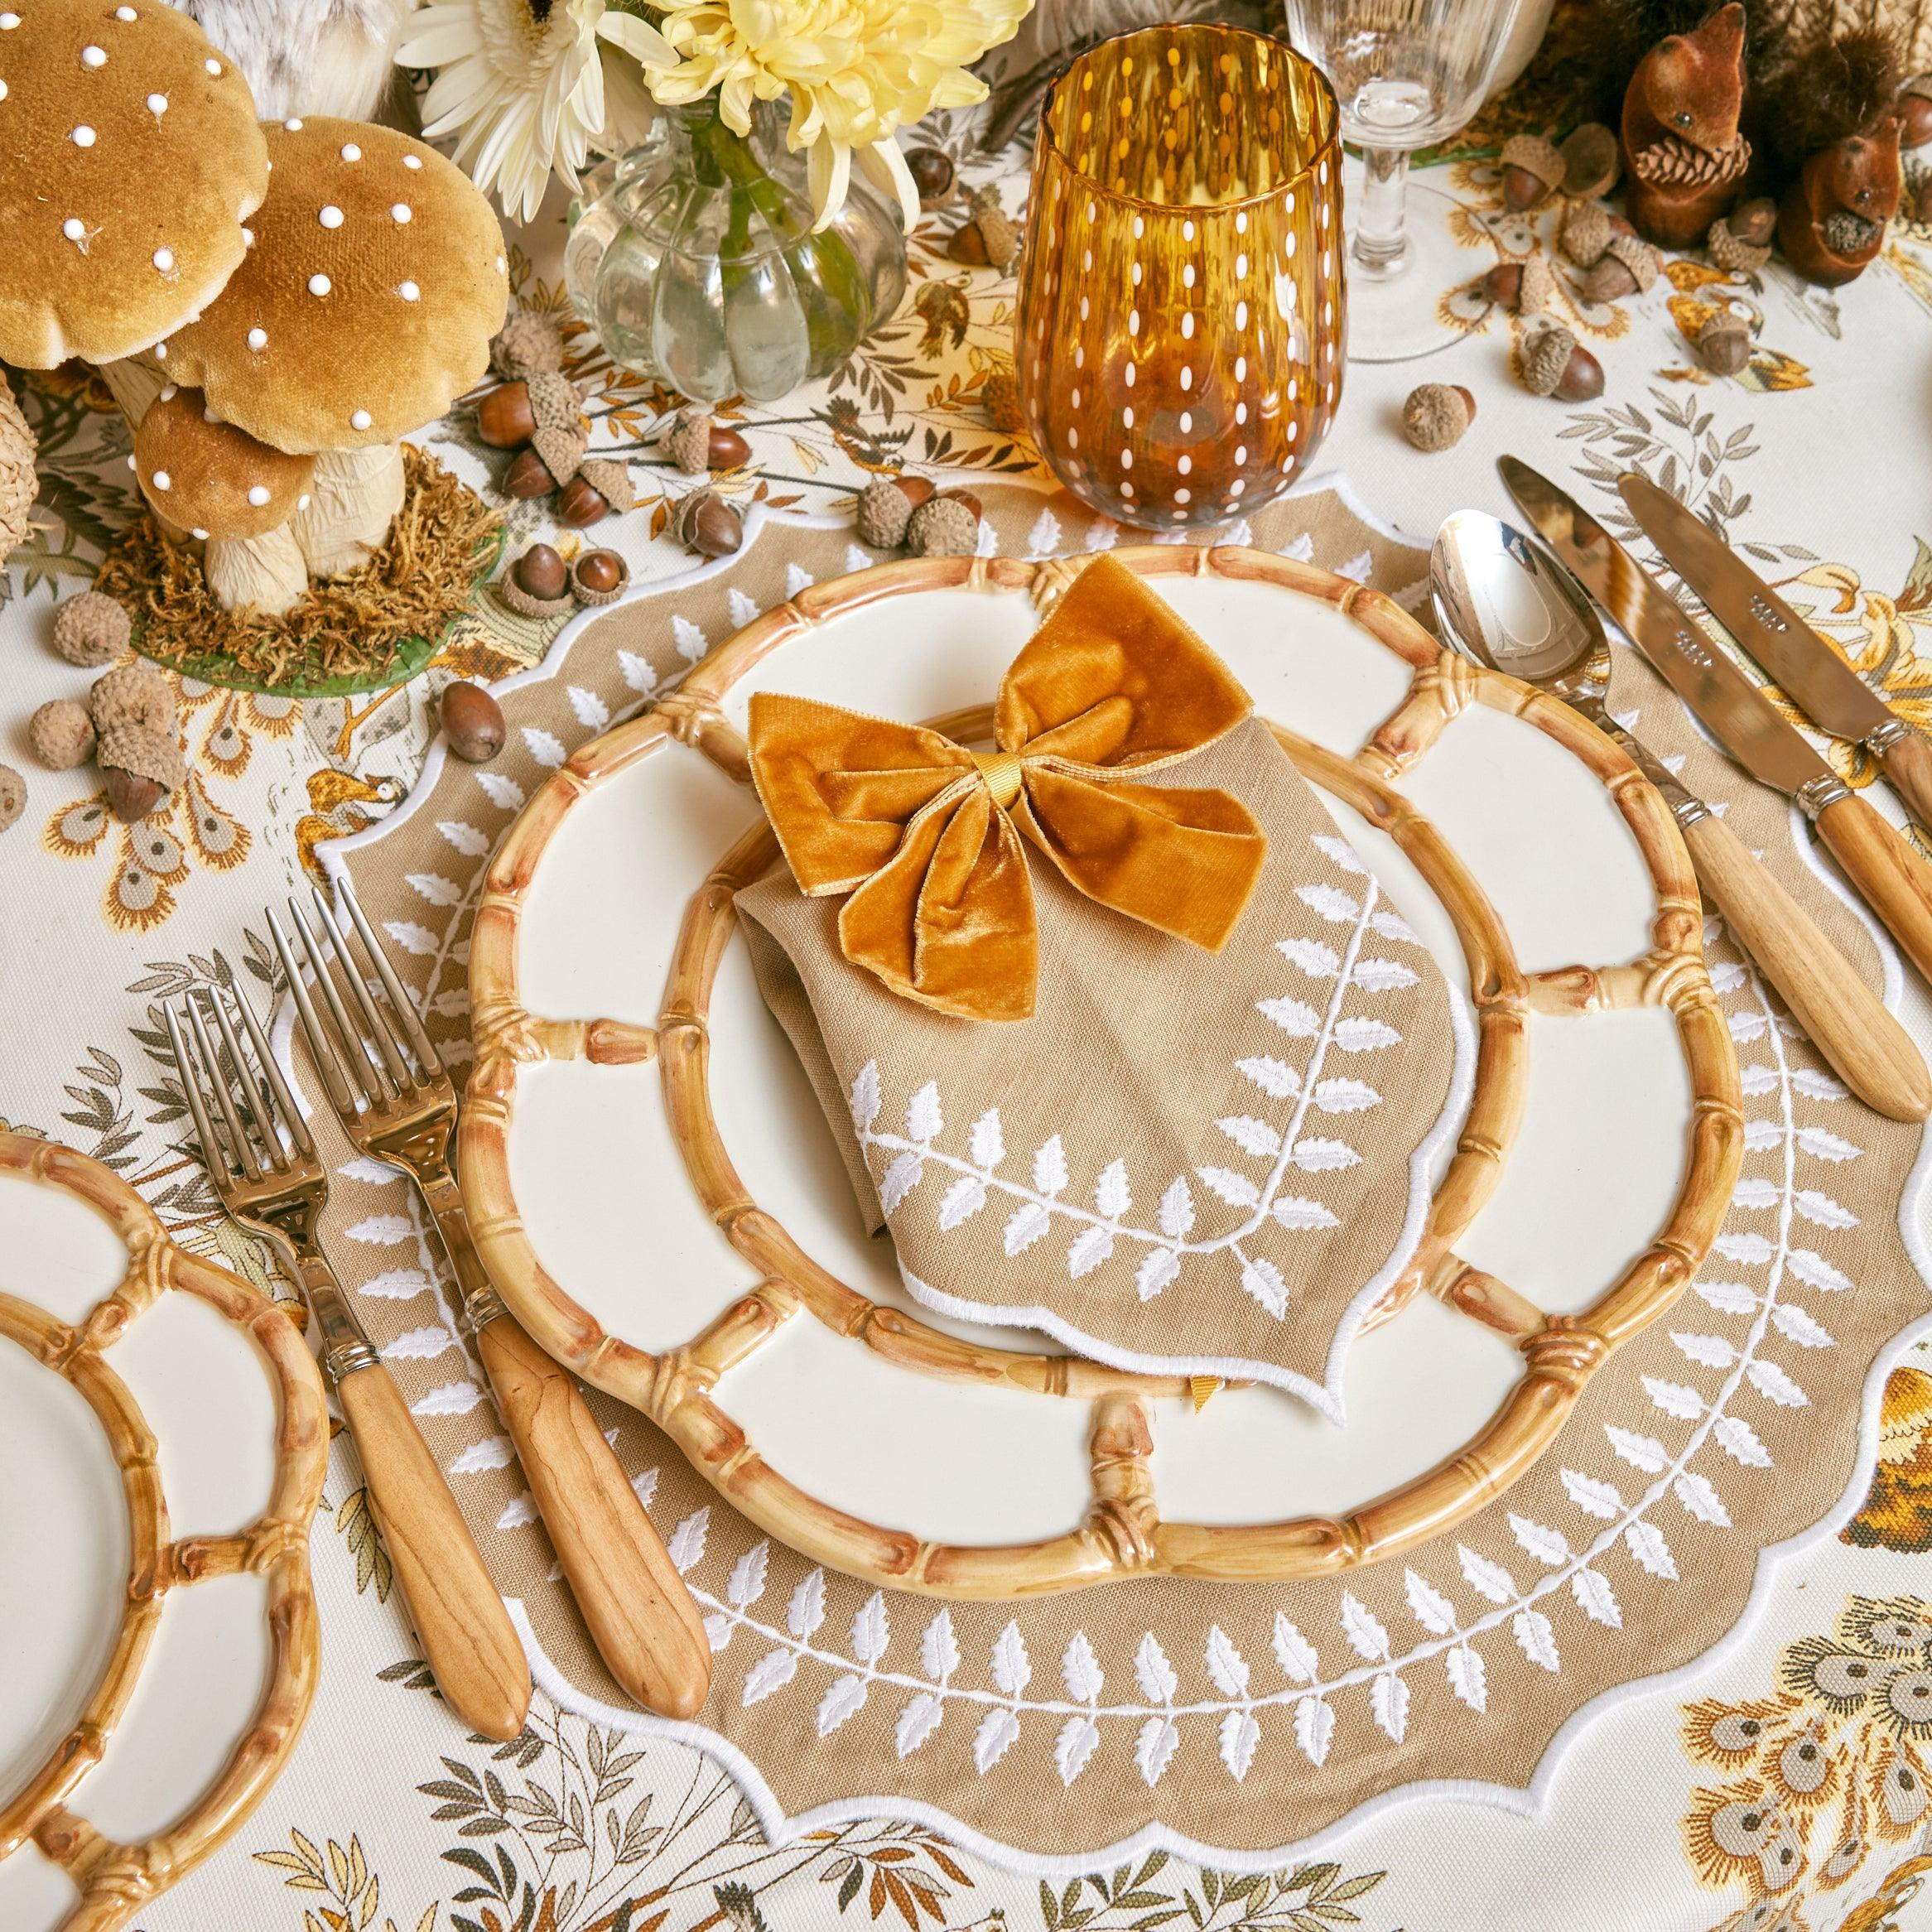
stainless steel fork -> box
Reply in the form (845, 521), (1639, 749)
(166, 981), (531, 1742)
(267, 882), (711, 1722)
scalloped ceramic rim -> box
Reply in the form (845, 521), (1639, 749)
(0, 1134), (328, 1931)
(459, 545), (1744, 1599)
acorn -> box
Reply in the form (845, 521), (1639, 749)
(1902, 78), (1932, 149)
(1698, 312), (1752, 375)
(949, 205), (1019, 270)
(982, 369), (1024, 436)
(665, 407), (715, 475)
(1708, 215), (1771, 272)
(558, 457), (633, 527)
(906, 147), (957, 207)
(477, 380), (537, 448)
(512, 542), (568, 601)
(1562, 199), (1613, 267)
(104, 767), (165, 823)
(571, 548), (629, 605)
(1730, 197), (1778, 248)
(939, 488), (983, 521)
(1401, 383), (1476, 451)
(855, 475), (931, 547)
(441, 681), (506, 764)
(1481, 262), (1523, 309)
(1578, 234), (1661, 304)
(1521, 322), (1604, 401)
(673, 487), (744, 558)
(1558, 123), (1620, 199)
(1499, 134), (1565, 210)
(503, 446), (555, 499)
(0, 764), (22, 834)
(905, 493), (980, 557)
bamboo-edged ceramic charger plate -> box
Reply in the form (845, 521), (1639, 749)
(458, 545), (1742, 1597)
(0, 1135), (327, 1932)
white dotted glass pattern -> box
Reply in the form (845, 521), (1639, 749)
(1015, 24), (1345, 530)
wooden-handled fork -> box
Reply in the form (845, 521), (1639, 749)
(165, 988), (532, 1742)
(263, 884), (712, 1722)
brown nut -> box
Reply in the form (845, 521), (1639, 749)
(1730, 197), (1778, 248)
(937, 488), (982, 521)
(674, 487), (744, 558)
(897, 475), (936, 511)
(1580, 255), (1639, 303)
(947, 217), (990, 266)
(1554, 344), (1605, 402)
(441, 681), (506, 764)
(1482, 262), (1523, 309)
(477, 381), (537, 449)
(105, 767), (164, 822)
(503, 446), (554, 499)
(1699, 316), (1752, 375)
(513, 542), (569, 601)
(906, 147), (956, 206)
(1903, 89), (1932, 150)
(1501, 165), (1554, 210)
(574, 549), (624, 595)
(556, 473), (611, 527)
(708, 424), (751, 470)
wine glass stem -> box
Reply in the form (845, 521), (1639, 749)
(1351, 146), (1412, 279)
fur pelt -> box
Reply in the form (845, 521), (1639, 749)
(171, 0), (419, 123)
(1573, 0), (1742, 127)
(1753, 26), (1902, 177)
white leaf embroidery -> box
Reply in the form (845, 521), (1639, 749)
(1744, 1120), (1783, 1151)
(1715, 1414), (1774, 1466)
(1446, 1643), (1487, 1713)
(1674, 1332), (1740, 1370)
(1332, 1016), (1402, 1053)
(1788, 1250), (1852, 1292)
(1197, 1165), (1260, 1208)
(1570, 1568), (1622, 1628)
(1003, 1202), (1051, 1255)
(1340, 1592), (1390, 1661)
(1604, 1427), (1669, 1474)
(1204, 1625), (1250, 1697)
(667, 1507), (710, 1573)
(727, 588), (759, 629)
(1458, 1543), (1519, 1604)
(1094, 1159), (1132, 1217)
(1136, 1631), (1179, 1702)
(1272, 1196), (1341, 1231)
(1056, 1715), (1101, 1785)
(1729, 1011), (1769, 1042)
(850, 1592), (889, 1665)
(1561, 1468), (1625, 1520)
(1793, 1068), (1848, 1101)
(1739, 1066), (1779, 1096)
(381, 920), (438, 956)
(1732, 1176), (1780, 1210)
(1715, 1231), (1776, 1265)
(1510, 1514), (1571, 1567)
(1032, 1135), (1069, 1195)
(1696, 1279), (1760, 1315)
(1217, 1115), (1283, 1159)
(1626, 1520), (1679, 1578)
(1276, 937), (1339, 978)
(617, 648), (658, 695)
(1067, 1226), (1115, 1278)
(1674, 1472), (1731, 1525)
(1240, 1255), (1288, 1317)
(969, 1108), (1005, 1169)
(1297, 882), (1361, 923)
(905, 1082), (942, 1142)
(1238, 1054), (1302, 1098)
(1645, 1376), (1706, 1421)
(921, 1608), (959, 1682)
(566, 686), (609, 730)
(817, 1675), (868, 1736)
(436, 819), (491, 857)
(727, 1541), (769, 1608)
(849, 1063), (881, 1132)
(704, 1612), (732, 1653)
(1135, 1249), (1180, 1300)
(1135, 1717), (1179, 1787)
(1512, 1609), (1561, 1671)
(672, 614), (708, 662)
(990, 1621), (1032, 1697)
(346, 1214), (414, 1245)
(973, 1708), (1020, 1773)
(937, 1175), (986, 1230)
(1062, 1631), (1104, 1701)
(1404, 1569), (1457, 1636)
(788, 1568), (826, 1641)
(743, 1648), (798, 1704)
(878, 1150), (923, 1214)
(1747, 1360), (1809, 1406)
(521, 726), (566, 768)
(1312, 833), (1366, 874)
(1793, 1190), (1857, 1230)
(1351, 958), (1419, 992)
(1219, 1711), (1260, 1780)
(1158, 1176), (1197, 1240)
(895, 1693), (943, 1756)
(1797, 1127), (1860, 1163)
(1292, 1137), (1360, 1173)
(1371, 1671), (1409, 1742)
(1771, 1304), (1833, 1348)
(1294, 1694), (1335, 1766)
(1371, 908), (1421, 945)
(1312, 1077), (1381, 1113)
(1259, 994), (1321, 1036)
(1272, 1614), (1320, 1684)
(475, 770), (524, 809)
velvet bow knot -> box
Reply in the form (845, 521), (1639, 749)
(746, 555), (1269, 1022)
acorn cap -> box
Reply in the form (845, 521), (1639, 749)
(1501, 133), (1566, 190)
(855, 475), (916, 548)
(531, 422), (587, 487)
(972, 206), (1019, 270)
(1518, 253), (1557, 315)
(97, 721), (184, 793)
(1400, 383), (1474, 452)
(490, 310), (562, 380)
(1603, 230), (1660, 291)
(497, 574), (575, 619)
(0, 764), (22, 831)
(526, 369), (581, 440)
(1708, 217), (1771, 272)
(0, 0), (268, 369)
(0, 373), (36, 561)
(52, 590), (130, 667)
(160, 117), (508, 453)
(1561, 199), (1612, 267)
(1521, 322), (1579, 397)
(666, 406), (713, 475)
(1558, 123), (1620, 199)
(28, 697), (95, 769)
(905, 494), (979, 557)
(134, 384), (316, 538)
(570, 553), (630, 606)
(576, 455), (633, 514)
(89, 659), (174, 735)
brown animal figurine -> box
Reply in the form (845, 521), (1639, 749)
(1622, 2), (1751, 248)
(1777, 118), (1903, 282)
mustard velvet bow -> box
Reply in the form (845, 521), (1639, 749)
(745, 554), (1269, 1022)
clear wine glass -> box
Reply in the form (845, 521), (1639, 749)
(1280, 0), (1525, 361)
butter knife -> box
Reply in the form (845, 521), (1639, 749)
(1619, 474), (1932, 832)
(1501, 457), (1932, 995)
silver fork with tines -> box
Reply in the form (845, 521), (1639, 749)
(267, 883), (711, 1722)
(164, 975), (531, 1741)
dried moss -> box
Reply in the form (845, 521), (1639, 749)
(97, 446), (502, 693)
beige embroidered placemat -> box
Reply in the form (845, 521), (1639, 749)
(324, 482), (1932, 1867)
(739, 708), (1469, 1417)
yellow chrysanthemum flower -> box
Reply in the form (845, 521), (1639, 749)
(644, 0), (1031, 227)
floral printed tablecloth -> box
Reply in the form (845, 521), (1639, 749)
(6, 119), (1932, 1932)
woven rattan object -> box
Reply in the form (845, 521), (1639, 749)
(0, 1134), (327, 1931)
(460, 546), (1742, 1600)
(1757, 0), (1932, 69)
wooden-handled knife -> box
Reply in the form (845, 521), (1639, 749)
(1501, 458), (1932, 995)
(1619, 473), (1932, 832)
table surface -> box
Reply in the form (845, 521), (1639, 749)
(3, 121), (1932, 1932)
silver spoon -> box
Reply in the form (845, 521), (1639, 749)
(1432, 508), (1929, 1123)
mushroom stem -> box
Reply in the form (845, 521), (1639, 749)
(290, 443), (405, 578)
(94, 352), (169, 430)
(204, 523), (308, 617)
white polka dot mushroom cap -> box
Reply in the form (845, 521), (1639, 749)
(0, 0), (267, 369)
(157, 116), (508, 455)
(132, 383), (316, 540)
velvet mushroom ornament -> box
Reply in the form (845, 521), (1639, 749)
(156, 114), (508, 604)
(0, 0), (267, 414)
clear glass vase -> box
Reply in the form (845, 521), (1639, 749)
(565, 103), (908, 404)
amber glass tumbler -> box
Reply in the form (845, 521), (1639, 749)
(1015, 25), (1344, 530)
